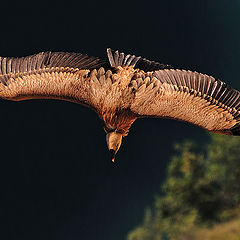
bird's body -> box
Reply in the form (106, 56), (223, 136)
(0, 49), (240, 161)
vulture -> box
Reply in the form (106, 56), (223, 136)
(0, 49), (240, 162)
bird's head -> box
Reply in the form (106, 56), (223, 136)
(106, 131), (123, 162)
(101, 109), (137, 162)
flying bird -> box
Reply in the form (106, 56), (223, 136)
(0, 49), (240, 162)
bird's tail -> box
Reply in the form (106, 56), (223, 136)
(106, 48), (173, 71)
(107, 48), (141, 68)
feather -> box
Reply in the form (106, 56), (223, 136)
(107, 48), (173, 71)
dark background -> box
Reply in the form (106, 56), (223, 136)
(0, 0), (239, 239)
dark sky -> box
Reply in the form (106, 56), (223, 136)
(0, 1), (240, 240)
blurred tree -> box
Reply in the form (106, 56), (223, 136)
(127, 133), (240, 240)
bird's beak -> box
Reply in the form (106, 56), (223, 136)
(106, 132), (122, 162)
(109, 149), (116, 162)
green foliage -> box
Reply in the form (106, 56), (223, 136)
(127, 133), (240, 240)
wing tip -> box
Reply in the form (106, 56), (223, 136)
(230, 123), (240, 136)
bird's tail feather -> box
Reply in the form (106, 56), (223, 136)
(107, 48), (141, 68)
(106, 48), (173, 71)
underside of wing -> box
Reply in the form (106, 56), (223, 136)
(130, 69), (240, 135)
(0, 51), (109, 107)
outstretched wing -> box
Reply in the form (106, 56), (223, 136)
(0, 51), (109, 108)
(130, 69), (240, 135)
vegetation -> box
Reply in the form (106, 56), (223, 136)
(127, 133), (240, 240)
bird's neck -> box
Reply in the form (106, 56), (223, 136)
(101, 109), (137, 136)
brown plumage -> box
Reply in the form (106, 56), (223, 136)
(0, 49), (240, 161)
